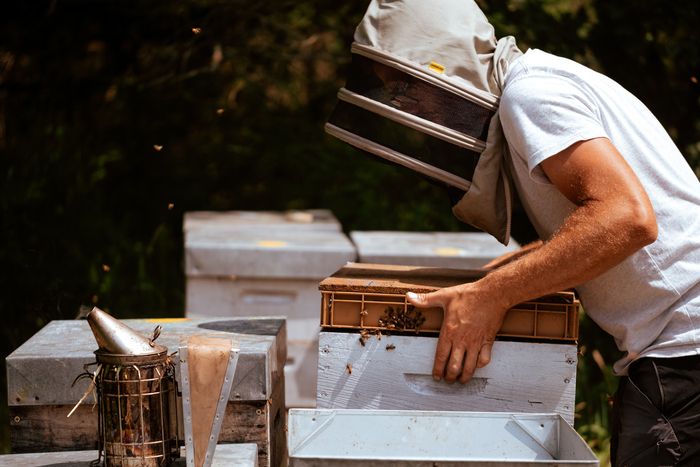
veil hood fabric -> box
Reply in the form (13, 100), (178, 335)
(354, 0), (522, 244)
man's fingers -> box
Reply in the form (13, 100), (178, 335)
(432, 337), (452, 381)
(444, 347), (466, 383)
(458, 348), (479, 384)
(477, 342), (493, 368)
(407, 290), (445, 309)
(456, 343), (493, 384)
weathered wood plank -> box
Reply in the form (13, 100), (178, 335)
(317, 332), (578, 424)
(318, 262), (487, 294)
(10, 389), (285, 467)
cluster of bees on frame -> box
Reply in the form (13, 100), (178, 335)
(347, 303), (426, 375)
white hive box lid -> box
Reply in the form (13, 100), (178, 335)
(6, 317), (285, 406)
(288, 409), (598, 466)
(184, 210), (342, 233)
(186, 229), (356, 279)
(350, 231), (520, 269)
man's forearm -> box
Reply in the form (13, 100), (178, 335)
(476, 198), (657, 309)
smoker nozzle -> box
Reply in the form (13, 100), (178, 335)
(87, 306), (167, 355)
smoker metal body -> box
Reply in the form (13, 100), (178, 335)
(288, 409), (598, 466)
(95, 350), (179, 467)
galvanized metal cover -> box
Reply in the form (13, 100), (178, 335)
(185, 229), (356, 279)
(350, 231), (520, 269)
(288, 409), (598, 466)
(6, 317), (285, 407)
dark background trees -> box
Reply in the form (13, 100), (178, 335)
(1, 0), (698, 459)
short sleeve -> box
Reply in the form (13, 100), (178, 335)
(499, 74), (608, 184)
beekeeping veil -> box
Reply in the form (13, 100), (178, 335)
(325, 0), (522, 244)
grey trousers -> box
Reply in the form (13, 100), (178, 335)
(611, 355), (700, 466)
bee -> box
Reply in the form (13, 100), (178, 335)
(385, 344), (396, 351)
(358, 328), (371, 347)
(345, 363), (353, 375)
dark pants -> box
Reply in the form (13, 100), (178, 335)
(611, 355), (700, 466)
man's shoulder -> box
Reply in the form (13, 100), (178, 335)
(502, 51), (594, 115)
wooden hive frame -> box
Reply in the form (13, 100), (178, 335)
(319, 263), (580, 342)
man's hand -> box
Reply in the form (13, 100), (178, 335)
(407, 284), (508, 384)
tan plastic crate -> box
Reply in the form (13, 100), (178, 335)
(319, 263), (579, 342)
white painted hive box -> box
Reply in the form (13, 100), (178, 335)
(184, 210), (357, 408)
(185, 210), (355, 321)
(317, 332), (578, 425)
(350, 231), (520, 269)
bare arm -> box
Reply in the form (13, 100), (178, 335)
(408, 137), (657, 384)
(482, 239), (543, 269)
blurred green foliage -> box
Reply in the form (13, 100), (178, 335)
(1, 0), (698, 458)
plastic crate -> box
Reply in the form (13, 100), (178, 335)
(319, 263), (579, 342)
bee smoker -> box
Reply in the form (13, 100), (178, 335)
(87, 307), (179, 466)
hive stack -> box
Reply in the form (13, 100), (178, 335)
(184, 210), (357, 407)
(316, 263), (580, 424)
(6, 317), (287, 467)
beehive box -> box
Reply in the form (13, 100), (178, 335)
(184, 210), (357, 407)
(288, 409), (598, 466)
(319, 263), (580, 342)
(317, 263), (580, 424)
(6, 317), (286, 467)
(350, 231), (521, 269)
(317, 333), (578, 424)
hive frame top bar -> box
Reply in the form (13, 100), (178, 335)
(320, 262), (574, 298)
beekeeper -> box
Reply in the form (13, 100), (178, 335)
(326, 1), (700, 465)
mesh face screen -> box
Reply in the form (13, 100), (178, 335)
(345, 54), (494, 141)
(328, 100), (480, 183)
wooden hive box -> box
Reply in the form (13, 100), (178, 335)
(316, 264), (580, 424)
(6, 317), (287, 467)
(184, 210), (357, 408)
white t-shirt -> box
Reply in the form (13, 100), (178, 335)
(500, 49), (700, 374)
